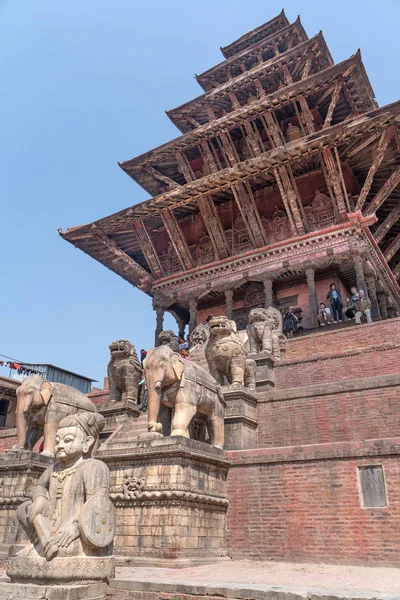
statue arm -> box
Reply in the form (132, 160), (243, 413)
(83, 459), (110, 500)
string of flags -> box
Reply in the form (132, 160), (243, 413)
(0, 361), (42, 376)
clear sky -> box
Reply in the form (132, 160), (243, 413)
(1, 0), (399, 385)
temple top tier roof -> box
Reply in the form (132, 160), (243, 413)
(196, 17), (308, 93)
(220, 9), (289, 58)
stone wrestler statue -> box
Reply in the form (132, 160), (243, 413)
(15, 412), (115, 562)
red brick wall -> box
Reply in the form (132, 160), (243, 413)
(0, 429), (17, 452)
(258, 379), (400, 447)
(226, 440), (400, 565)
(275, 343), (400, 389)
(286, 318), (400, 360)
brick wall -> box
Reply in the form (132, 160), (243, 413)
(0, 429), (17, 452)
(226, 440), (400, 565)
(286, 318), (400, 360)
(275, 342), (400, 388)
(258, 375), (400, 447)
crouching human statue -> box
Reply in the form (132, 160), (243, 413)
(7, 411), (116, 584)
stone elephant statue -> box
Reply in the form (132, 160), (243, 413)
(205, 316), (256, 389)
(107, 340), (142, 403)
(15, 375), (97, 457)
(143, 345), (225, 448)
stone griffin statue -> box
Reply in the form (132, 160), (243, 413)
(14, 375), (97, 458)
(107, 340), (142, 403)
(205, 316), (256, 389)
(157, 329), (180, 351)
(8, 411), (115, 584)
(247, 307), (285, 360)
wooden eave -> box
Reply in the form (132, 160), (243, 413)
(61, 99), (400, 250)
(168, 33), (333, 133)
(196, 18), (308, 92)
(221, 10), (289, 58)
(120, 53), (376, 196)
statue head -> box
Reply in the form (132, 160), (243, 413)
(109, 340), (136, 360)
(157, 330), (179, 351)
(248, 308), (269, 325)
(208, 316), (236, 338)
(55, 412), (105, 466)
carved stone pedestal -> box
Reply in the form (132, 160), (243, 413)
(0, 450), (53, 558)
(0, 581), (107, 600)
(98, 399), (141, 441)
(223, 386), (258, 450)
(99, 436), (229, 565)
(250, 351), (276, 391)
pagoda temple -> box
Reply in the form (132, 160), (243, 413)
(60, 10), (400, 337)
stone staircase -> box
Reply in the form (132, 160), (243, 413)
(102, 411), (148, 446)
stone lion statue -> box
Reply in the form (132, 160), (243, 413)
(205, 316), (256, 390)
(157, 330), (180, 352)
(107, 340), (142, 403)
(247, 307), (285, 360)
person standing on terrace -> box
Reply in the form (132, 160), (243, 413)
(326, 283), (343, 323)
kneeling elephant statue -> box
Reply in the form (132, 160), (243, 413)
(15, 375), (97, 457)
(143, 345), (225, 448)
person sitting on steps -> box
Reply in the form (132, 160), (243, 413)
(317, 302), (333, 326)
(355, 290), (372, 324)
(326, 283), (343, 323)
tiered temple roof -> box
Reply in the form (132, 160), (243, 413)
(61, 11), (400, 327)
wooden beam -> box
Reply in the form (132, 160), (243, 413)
(323, 81), (343, 129)
(374, 203), (400, 244)
(145, 165), (181, 190)
(282, 64), (293, 85)
(176, 151), (195, 182)
(274, 166), (305, 235)
(384, 232), (400, 262)
(95, 234), (152, 286)
(346, 130), (381, 159)
(322, 147), (347, 214)
(393, 262), (400, 281)
(298, 95), (315, 134)
(231, 181), (268, 248)
(133, 220), (164, 277)
(197, 195), (231, 259)
(356, 127), (395, 210)
(160, 209), (194, 270)
(264, 111), (284, 147)
(301, 56), (312, 80)
(366, 166), (400, 216)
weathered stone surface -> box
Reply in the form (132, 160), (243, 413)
(222, 386), (258, 450)
(7, 412), (115, 584)
(143, 345), (225, 447)
(107, 340), (142, 404)
(99, 435), (229, 563)
(0, 581), (107, 599)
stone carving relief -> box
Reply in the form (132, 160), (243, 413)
(205, 316), (256, 389)
(7, 412), (115, 584)
(193, 234), (215, 266)
(122, 473), (146, 499)
(243, 282), (264, 307)
(14, 375), (97, 458)
(108, 340), (142, 404)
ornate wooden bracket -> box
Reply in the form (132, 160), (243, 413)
(197, 195), (230, 259)
(160, 209), (194, 270)
(133, 220), (164, 277)
(231, 181), (268, 248)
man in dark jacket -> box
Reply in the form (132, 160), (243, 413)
(326, 283), (343, 322)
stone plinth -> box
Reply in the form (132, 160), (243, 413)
(222, 386), (258, 450)
(250, 351), (275, 391)
(98, 436), (229, 564)
(0, 581), (107, 599)
(98, 399), (141, 440)
(7, 555), (114, 584)
(0, 450), (53, 558)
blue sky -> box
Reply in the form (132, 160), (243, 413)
(1, 0), (399, 384)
